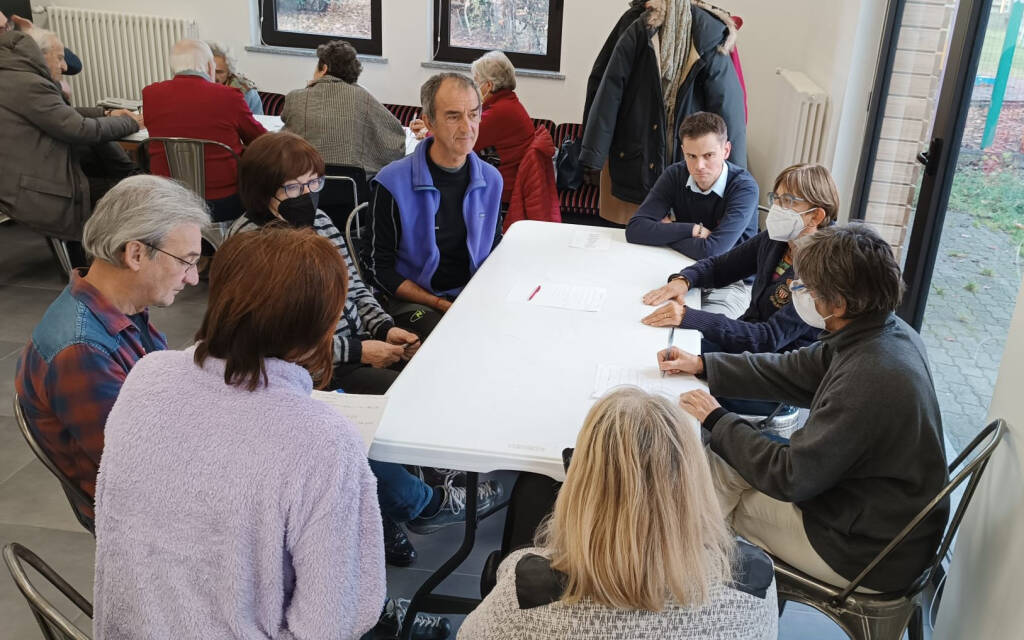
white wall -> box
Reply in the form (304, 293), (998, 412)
(42, 0), (880, 215)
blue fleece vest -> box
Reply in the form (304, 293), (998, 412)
(373, 139), (503, 296)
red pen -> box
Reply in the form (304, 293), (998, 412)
(528, 285), (542, 301)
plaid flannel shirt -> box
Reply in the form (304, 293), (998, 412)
(15, 271), (166, 516)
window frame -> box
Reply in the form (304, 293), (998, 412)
(432, 0), (564, 73)
(259, 0), (383, 56)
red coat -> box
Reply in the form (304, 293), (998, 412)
(141, 74), (266, 200)
(474, 89), (533, 203)
(504, 126), (560, 231)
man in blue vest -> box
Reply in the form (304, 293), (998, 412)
(369, 72), (503, 339)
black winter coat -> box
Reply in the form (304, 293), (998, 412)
(579, 6), (747, 205)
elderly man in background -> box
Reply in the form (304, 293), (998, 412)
(142, 38), (266, 223)
(368, 72), (503, 340)
(0, 25), (141, 249)
(15, 175), (210, 529)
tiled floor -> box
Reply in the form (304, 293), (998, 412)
(0, 221), (862, 639)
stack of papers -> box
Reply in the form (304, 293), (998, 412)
(508, 282), (607, 312)
(310, 391), (387, 453)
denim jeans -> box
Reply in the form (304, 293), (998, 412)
(702, 338), (785, 417)
(368, 460), (433, 523)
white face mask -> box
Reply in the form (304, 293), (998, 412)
(791, 286), (833, 329)
(766, 204), (808, 242)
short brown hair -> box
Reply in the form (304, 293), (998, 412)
(238, 132), (325, 223)
(773, 163), (840, 226)
(194, 226), (348, 391)
(678, 111), (727, 144)
(794, 224), (904, 320)
(316, 39), (362, 84)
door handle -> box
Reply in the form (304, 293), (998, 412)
(917, 138), (943, 176)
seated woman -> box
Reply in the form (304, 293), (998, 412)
(460, 387), (777, 639)
(660, 224), (949, 594)
(641, 163), (838, 417)
(282, 39), (405, 178)
(209, 41), (264, 115)
(93, 227), (385, 637)
(231, 131), (502, 578)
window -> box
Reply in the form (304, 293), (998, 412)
(433, 0), (564, 72)
(260, 0), (382, 56)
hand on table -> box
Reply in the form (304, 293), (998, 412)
(434, 297), (452, 313)
(642, 278), (689, 306)
(678, 389), (721, 422)
(657, 346), (703, 376)
(409, 118), (428, 140)
(110, 109), (144, 126)
(361, 340), (405, 368)
(386, 327), (421, 359)
(642, 300), (685, 327)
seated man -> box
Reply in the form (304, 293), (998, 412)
(659, 224), (949, 593)
(15, 176), (209, 525)
(142, 39), (267, 223)
(0, 26), (141, 245)
(368, 72), (503, 339)
(626, 111), (758, 318)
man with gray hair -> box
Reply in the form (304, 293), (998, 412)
(15, 175), (209, 528)
(368, 72), (503, 339)
(142, 38), (266, 222)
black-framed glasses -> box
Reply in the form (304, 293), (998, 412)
(767, 192), (810, 210)
(281, 176), (326, 198)
(141, 242), (200, 274)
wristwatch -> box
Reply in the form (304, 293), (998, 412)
(667, 273), (691, 287)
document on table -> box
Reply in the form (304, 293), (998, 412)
(569, 229), (611, 251)
(508, 282), (607, 312)
(592, 364), (675, 398)
(310, 390), (387, 454)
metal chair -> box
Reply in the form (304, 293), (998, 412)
(345, 202), (371, 283)
(13, 394), (95, 535)
(773, 418), (1007, 640)
(46, 238), (75, 280)
(3, 543), (92, 640)
(321, 164), (370, 232)
(140, 137), (241, 249)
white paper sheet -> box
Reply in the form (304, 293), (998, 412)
(592, 364), (675, 399)
(507, 282), (607, 312)
(310, 390), (387, 453)
(569, 229), (611, 251)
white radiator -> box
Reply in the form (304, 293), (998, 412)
(772, 68), (830, 170)
(46, 6), (198, 109)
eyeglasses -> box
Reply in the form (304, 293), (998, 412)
(767, 192), (810, 210)
(281, 176), (326, 198)
(141, 242), (200, 274)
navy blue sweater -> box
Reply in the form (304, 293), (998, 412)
(625, 160), (758, 260)
(678, 231), (817, 354)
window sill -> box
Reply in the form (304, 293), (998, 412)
(420, 60), (564, 81)
(245, 45), (388, 64)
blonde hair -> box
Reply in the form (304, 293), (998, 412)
(772, 163), (840, 226)
(537, 387), (734, 611)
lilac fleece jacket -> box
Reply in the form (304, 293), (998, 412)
(93, 347), (385, 639)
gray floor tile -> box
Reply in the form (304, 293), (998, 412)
(0, 523), (95, 639)
(0, 224), (68, 292)
(779, 602), (852, 639)
(0, 284), (62, 343)
(0, 340), (22, 361)
(148, 298), (207, 350)
(0, 416), (34, 485)
(0, 461), (87, 533)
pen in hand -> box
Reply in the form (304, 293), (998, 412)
(662, 326), (675, 378)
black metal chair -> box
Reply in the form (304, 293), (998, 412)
(140, 137), (241, 250)
(773, 418), (1007, 640)
(13, 394), (95, 535)
(3, 543), (93, 640)
(321, 164), (370, 232)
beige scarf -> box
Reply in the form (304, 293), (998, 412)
(645, 0), (693, 136)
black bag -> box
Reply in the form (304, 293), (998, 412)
(555, 138), (583, 191)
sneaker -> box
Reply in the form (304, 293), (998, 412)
(406, 478), (504, 535)
(383, 515), (417, 567)
(416, 467), (464, 488)
(373, 598), (451, 640)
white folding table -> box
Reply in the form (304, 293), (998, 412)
(121, 114), (284, 142)
(373, 220), (708, 637)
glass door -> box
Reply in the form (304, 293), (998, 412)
(851, 0), (1024, 455)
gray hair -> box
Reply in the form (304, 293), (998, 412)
(206, 41), (234, 72)
(28, 27), (60, 54)
(794, 224), (905, 320)
(471, 50), (516, 92)
(82, 175), (211, 266)
(420, 72), (480, 121)
(170, 38), (214, 75)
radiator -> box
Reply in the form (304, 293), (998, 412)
(46, 6), (198, 109)
(772, 68), (830, 170)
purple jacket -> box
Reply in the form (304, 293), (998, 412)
(93, 347), (385, 639)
